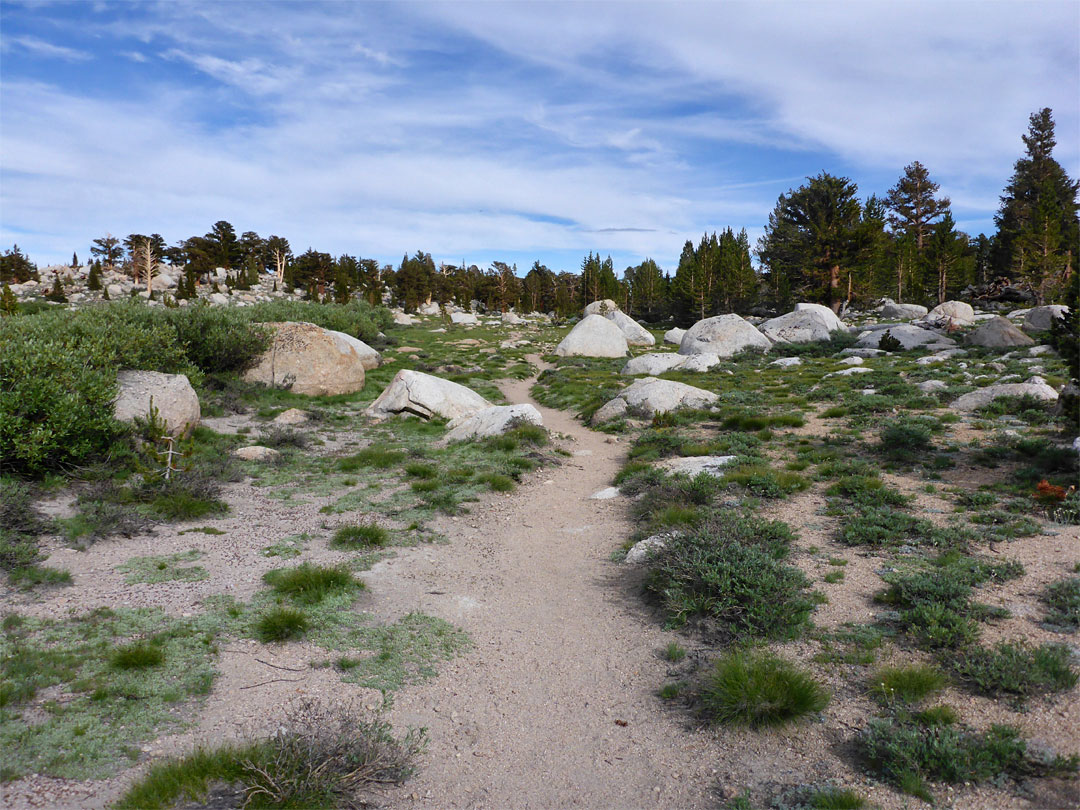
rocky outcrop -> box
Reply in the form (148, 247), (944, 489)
(242, 322), (369, 396)
(759, 308), (841, 344)
(1022, 305), (1069, 334)
(880, 301), (929, 320)
(793, 302), (845, 331)
(856, 324), (955, 351)
(366, 370), (492, 421)
(679, 314), (772, 357)
(113, 370), (200, 437)
(965, 317), (1035, 348)
(950, 376), (1058, 411)
(442, 404), (544, 443)
(555, 315), (629, 358)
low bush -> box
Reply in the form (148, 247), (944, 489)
(879, 416), (940, 462)
(859, 715), (1075, 801)
(646, 510), (814, 641)
(700, 650), (830, 728)
(114, 699), (423, 810)
(0, 477), (48, 572)
(722, 465), (809, 498)
(110, 641), (165, 671)
(245, 299), (391, 343)
(163, 305), (271, 374)
(953, 641), (1077, 699)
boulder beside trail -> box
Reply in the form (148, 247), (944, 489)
(659, 455), (737, 477)
(593, 377), (719, 423)
(1022, 305), (1069, 335)
(605, 310), (656, 346)
(950, 376), (1058, 411)
(555, 315), (629, 358)
(242, 321), (368, 396)
(621, 353), (686, 376)
(442, 404), (543, 443)
(113, 370), (200, 437)
(366, 369), (492, 421)
(679, 314), (772, 357)
(759, 308), (840, 344)
(965, 317), (1035, 348)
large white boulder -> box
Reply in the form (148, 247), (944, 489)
(242, 321), (367, 396)
(856, 324), (955, 351)
(366, 370), (491, 421)
(965, 317), (1035, 348)
(442, 404), (543, 443)
(880, 301), (929, 320)
(679, 314), (772, 357)
(596, 377), (719, 420)
(605, 310), (655, 346)
(1022, 305), (1069, 334)
(663, 327), (686, 346)
(621, 353), (686, 376)
(583, 299), (620, 316)
(950, 376), (1059, 412)
(924, 300), (975, 328)
(555, 315), (629, 358)
(658, 455), (737, 477)
(793, 302), (845, 331)
(113, 370), (200, 437)
(450, 311), (479, 325)
(417, 301), (441, 316)
(759, 309), (840, 344)
(677, 353), (722, 372)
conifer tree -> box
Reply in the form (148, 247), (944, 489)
(885, 162), (951, 252)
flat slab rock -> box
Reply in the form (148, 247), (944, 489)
(620, 352), (721, 375)
(950, 376), (1059, 411)
(759, 306), (844, 344)
(366, 369), (491, 421)
(442, 404), (543, 443)
(856, 323), (955, 351)
(658, 455), (737, 477)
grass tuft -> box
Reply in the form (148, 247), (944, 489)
(110, 641), (165, 670)
(332, 523), (390, 549)
(869, 664), (946, 704)
(262, 563), (362, 604)
(256, 607), (310, 642)
(700, 649), (830, 729)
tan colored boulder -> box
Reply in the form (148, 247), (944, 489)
(113, 370), (200, 437)
(965, 317), (1035, 348)
(242, 322), (367, 396)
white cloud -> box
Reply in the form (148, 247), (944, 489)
(8, 35), (92, 61)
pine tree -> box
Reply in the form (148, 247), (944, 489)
(0, 284), (18, 315)
(925, 213), (969, 304)
(993, 108), (1080, 302)
(885, 162), (951, 252)
(87, 262), (102, 291)
(71, 251), (79, 268)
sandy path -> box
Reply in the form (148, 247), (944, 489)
(366, 362), (722, 810)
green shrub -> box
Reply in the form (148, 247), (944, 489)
(256, 607), (310, 642)
(879, 416), (939, 461)
(246, 299), (390, 342)
(163, 305), (270, 374)
(953, 641), (1077, 699)
(263, 563), (361, 604)
(869, 665), (946, 704)
(332, 523), (390, 549)
(0, 303), (190, 476)
(478, 473), (514, 492)
(722, 465), (808, 498)
(336, 446), (405, 471)
(700, 650), (830, 728)
(647, 511), (814, 641)
(0, 477), (48, 571)
(859, 715), (1073, 800)
(1042, 577), (1080, 630)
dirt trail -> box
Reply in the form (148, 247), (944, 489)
(368, 360), (722, 809)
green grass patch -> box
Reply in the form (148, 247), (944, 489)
(1042, 577), (1080, 631)
(336, 445), (406, 471)
(263, 563), (362, 604)
(869, 664), (946, 705)
(117, 550), (208, 584)
(700, 650), (830, 729)
(722, 465), (809, 498)
(255, 606), (310, 642)
(332, 523), (390, 549)
(952, 641), (1078, 700)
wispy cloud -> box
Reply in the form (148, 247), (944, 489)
(8, 35), (92, 62)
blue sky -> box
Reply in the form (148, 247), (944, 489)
(1, 1), (1077, 275)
